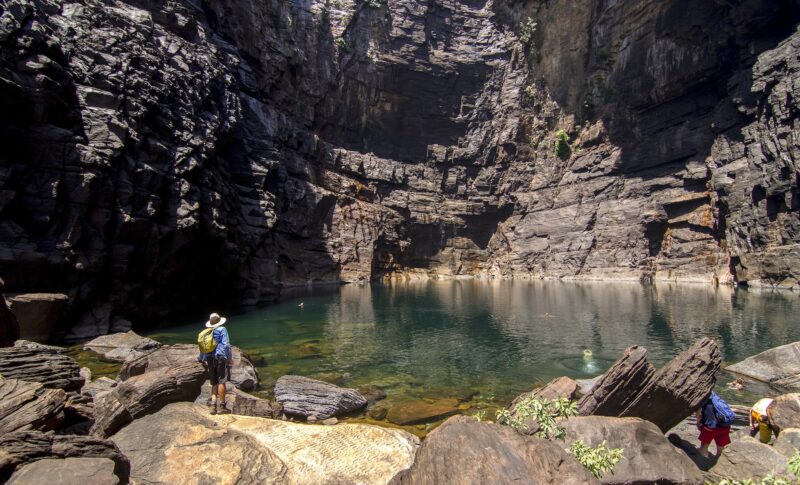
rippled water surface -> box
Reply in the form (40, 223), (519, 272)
(148, 281), (800, 417)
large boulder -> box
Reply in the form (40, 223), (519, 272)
(119, 343), (258, 391)
(768, 393), (800, 435)
(389, 415), (598, 484)
(506, 376), (580, 435)
(83, 331), (160, 363)
(0, 430), (130, 483)
(0, 283), (20, 347)
(726, 341), (800, 389)
(275, 375), (367, 419)
(709, 436), (789, 481)
(560, 415), (704, 484)
(578, 346), (654, 416)
(0, 379), (66, 434)
(577, 339), (721, 432)
(91, 361), (205, 438)
(7, 457), (120, 485)
(0, 342), (83, 391)
(773, 428), (800, 457)
(6, 293), (69, 343)
(111, 402), (418, 484)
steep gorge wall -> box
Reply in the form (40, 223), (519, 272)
(0, 0), (798, 339)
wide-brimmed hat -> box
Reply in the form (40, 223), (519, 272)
(205, 313), (227, 328)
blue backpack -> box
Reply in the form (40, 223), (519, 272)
(709, 392), (735, 427)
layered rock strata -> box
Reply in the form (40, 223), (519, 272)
(1, 0), (799, 335)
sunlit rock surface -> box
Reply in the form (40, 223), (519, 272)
(1, 0), (799, 335)
(111, 402), (419, 485)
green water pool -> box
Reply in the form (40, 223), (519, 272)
(132, 280), (799, 426)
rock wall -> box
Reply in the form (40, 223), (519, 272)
(0, 0), (798, 337)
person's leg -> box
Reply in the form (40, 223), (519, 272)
(215, 358), (231, 414)
(697, 426), (713, 458)
(714, 427), (732, 457)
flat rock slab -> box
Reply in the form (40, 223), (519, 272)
(0, 430), (129, 483)
(709, 436), (789, 481)
(83, 331), (160, 363)
(726, 341), (800, 389)
(387, 398), (461, 426)
(0, 343), (83, 391)
(561, 415), (703, 484)
(275, 375), (367, 419)
(0, 379), (66, 434)
(7, 457), (119, 485)
(112, 402), (418, 485)
(119, 343), (258, 391)
(390, 415), (598, 484)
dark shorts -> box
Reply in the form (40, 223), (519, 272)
(699, 425), (731, 447)
(207, 356), (230, 385)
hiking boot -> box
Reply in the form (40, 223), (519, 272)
(216, 402), (231, 415)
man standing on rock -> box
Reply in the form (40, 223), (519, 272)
(198, 313), (233, 415)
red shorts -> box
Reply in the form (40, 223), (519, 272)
(698, 425), (731, 447)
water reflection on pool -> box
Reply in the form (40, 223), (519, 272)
(149, 280), (800, 418)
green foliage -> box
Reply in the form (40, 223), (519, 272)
(519, 17), (537, 44)
(569, 440), (623, 479)
(524, 84), (536, 103)
(334, 37), (350, 51)
(473, 410), (486, 422)
(330, 0), (345, 8)
(365, 0), (383, 8)
(554, 129), (571, 159)
(789, 449), (800, 479)
(496, 397), (577, 439)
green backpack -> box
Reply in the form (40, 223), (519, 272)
(197, 328), (217, 354)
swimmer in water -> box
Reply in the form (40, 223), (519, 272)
(583, 349), (593, 359)
(728, 378), (744, 391)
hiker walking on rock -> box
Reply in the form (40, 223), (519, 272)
(695, 391), (734, 458)
(198, 312), (233, 414)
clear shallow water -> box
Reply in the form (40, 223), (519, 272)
(148, 280), (800, 422)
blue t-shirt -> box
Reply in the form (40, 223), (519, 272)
(701, 401), (719, 428)
(198, 326), (232, 362)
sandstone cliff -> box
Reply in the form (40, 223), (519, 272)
(1, 0), (798, 338)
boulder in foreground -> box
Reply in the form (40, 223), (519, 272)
(620, 338), (721, 432)
(111, 402), (418, 485)
(561, 415), (703, 484)
(275, 375), (367, 419)
(91, 361), (205, 438)
(768, 393), (800, 435)
(83, 331), (160, 363)
(726, 341), (800, 389)
(709, 436), (789, 482)
(7, 457), (119, 485)
(389, 415), (598, 484)
(0, 430), (129, 483)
